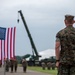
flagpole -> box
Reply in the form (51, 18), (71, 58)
(4, 60), (6, 75)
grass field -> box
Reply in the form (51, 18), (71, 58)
(28, 66), (58, 75)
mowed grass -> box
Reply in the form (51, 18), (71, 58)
(28, 66), (58, 75)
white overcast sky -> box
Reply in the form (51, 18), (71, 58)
(0, 0), (75, 56)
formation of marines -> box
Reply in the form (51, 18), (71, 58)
(41, 62), (55, 70)
(4, 58), (28, 73)
(0, 58), (55, 73)
(5, 58), (18, 73)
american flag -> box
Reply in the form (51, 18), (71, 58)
(0, 27), (16, 64)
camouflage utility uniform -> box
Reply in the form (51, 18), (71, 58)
(56, 26), (75, 75)
(41, 62), (46, 70)
(22, 59), (28, 73)
(14, 59), (18, 72)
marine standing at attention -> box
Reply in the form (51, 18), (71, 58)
(55, 14), (75, 75)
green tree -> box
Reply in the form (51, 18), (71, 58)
(22, 54), (31, 59)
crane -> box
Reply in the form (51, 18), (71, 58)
(18, 10), (41, 60)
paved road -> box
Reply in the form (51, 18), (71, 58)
(0, 67), (52, 75)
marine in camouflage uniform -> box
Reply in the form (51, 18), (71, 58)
(5, 58), (10, 72)
(55, 15), (75, 75)
(14, 59), (18, 72)
(47, 62), (51, 70)
(10, 58), (14, 73)
(41, 62), (46, 70)
(22, 59), (28, 73)
(51, 62), (55, 70)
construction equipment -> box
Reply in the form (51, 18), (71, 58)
(18, 10), (40, 60)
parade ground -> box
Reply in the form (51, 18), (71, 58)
(0, 67), (51, 75)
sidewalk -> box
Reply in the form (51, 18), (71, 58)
(0, 67), (52, 75)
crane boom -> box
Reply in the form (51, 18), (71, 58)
(18, 10), (40, 60)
